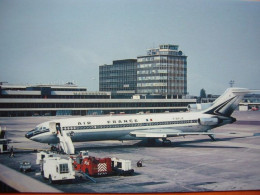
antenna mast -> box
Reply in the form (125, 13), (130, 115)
(229, 80), (235, 87)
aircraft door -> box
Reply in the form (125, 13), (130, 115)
(56, 123), (62, 136)
(49, 122), (62, 135)
(49, 122), (56, 134)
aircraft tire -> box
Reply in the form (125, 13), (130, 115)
(162, 140), (172, 146)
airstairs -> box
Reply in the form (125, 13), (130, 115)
(49, 122), (75, 155)
(57, 131), (75, 155)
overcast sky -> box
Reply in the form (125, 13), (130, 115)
(0, 0), (259, 95)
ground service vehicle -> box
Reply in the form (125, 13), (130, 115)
(36, 151), (59, 175)
(19, 161), (32, 173)
(0, 127), (9, 154)
(72, 151), (134, 177)
(42, 156), (75, 184)
(111, 157), (134, 176)
(0, 139), (9, 153)
(73, 155), (113, 177)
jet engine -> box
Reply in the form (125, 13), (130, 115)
(187, 103), (213, 112)
(198, 118), (219, 126)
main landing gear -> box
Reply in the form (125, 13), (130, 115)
(208, 134), (216, 141)
(162, 138), (172, 146)
(146, 138), (172, 146)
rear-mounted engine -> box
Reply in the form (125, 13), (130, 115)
(198, 118), (219, 126)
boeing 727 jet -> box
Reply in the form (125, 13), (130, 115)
(25, 88), (251, 154)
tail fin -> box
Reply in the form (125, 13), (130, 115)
(203, 88), (250, 117)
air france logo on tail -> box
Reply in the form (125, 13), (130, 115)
(204, 96), (237, 116)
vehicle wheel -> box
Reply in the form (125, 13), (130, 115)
(49, 175), (53, 184)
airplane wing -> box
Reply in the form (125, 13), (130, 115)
(129, 129), (217, 138)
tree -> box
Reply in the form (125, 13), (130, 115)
(200, 88), (206, 98)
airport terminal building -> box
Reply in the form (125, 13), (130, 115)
(99, 44), (188, 98)
(99, 59), (137, 93)
(0, 83), (196, 117)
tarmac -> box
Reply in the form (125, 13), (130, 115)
(0, 111), (260, 193)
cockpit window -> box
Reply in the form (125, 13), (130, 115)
(31, 126), (49, 136)
(25, 125), (50, 139)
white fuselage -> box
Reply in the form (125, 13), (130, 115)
(27, 111), (226, 144)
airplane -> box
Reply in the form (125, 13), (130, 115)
(25, 88), (252, 154)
